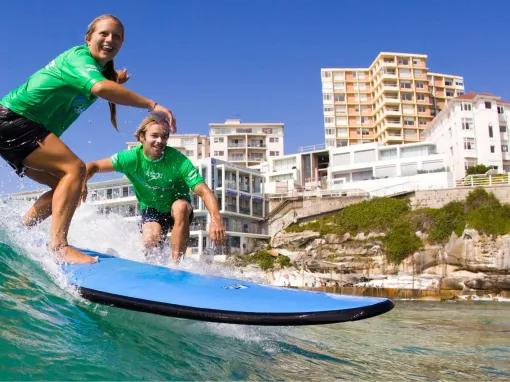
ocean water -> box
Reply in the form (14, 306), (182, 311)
(1, 201), (509, 380)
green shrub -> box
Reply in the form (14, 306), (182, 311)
(332, 197), (410, 234)
(383, 221), (422, 264)
(276, 255), (291, 268)
(465, 164), (491, 175)
(427, 201), (466, 243)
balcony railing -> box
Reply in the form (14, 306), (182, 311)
(455, 173), (510, 187)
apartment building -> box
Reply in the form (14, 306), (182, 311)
(127, 134), (209, 162)
(209, 119), (284, 167)
(262, 142), (450, 197)
(321, 52), (464, 147)
(426, 92), (510, 180)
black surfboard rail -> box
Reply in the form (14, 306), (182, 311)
(79, 287), (395, 326)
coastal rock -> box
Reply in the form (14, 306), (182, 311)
(270, 230), (320, 249)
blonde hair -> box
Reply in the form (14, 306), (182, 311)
(85, 15), (125, 131)
(134, 116), (160, 142)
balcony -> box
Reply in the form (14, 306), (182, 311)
(228, 142), (246, 148)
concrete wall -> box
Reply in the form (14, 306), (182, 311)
(410, 185), (510, 209)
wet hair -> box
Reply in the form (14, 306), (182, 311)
(85, 15), (125, 131)
(134, 116), (164, 142)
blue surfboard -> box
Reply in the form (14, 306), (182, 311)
(62, 249), (394, 325)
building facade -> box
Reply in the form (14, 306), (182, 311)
(321, 52), (464, 147)
(426, 92), (510, 180)
(263, 142), (451, 197)
(209, 119), (284, 167)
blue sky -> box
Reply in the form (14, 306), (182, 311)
(1, 0), (509, 193)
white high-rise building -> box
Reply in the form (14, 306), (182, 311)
(426, 92), (510, 180)
(209, 119), (284, 167)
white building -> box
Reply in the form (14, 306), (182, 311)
(209, 119), (284, 167)
(128, 133), (209, 162)
(426, 92), (510, 180)
(263, 142), (451, 197)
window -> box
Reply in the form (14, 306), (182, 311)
(490, 145), (495, 153)
(324, 106), (333, 112)
(334, 82), (345, 90)
(322, 71), (331, 78)
(325, 128), (335, 135)
(335, 105), (347, 114)
(500, 125), (507, 133)
(489, 124), (494, 138)
(446, 90), (455, 97)
(461, 103), (472, 111)
(324, 117), (333, 124)
(485, 101), (492, 109)
(464, 138), (476, 150)
(462, 118), (473, 130)
(214, 137), (224, 143)
(269, 137), (279, 143)
(323, 93), (332, 101)
(417, 105), (426, 113)
(415, 81), (424, 89)
(213, 151), (224, 156)
(498, 106), (504, 114)
(334, 94), (345, 102)
(398, 57), (409, 65)
(269, 151), (280, 156)
(400, 81), (411, 89)
(416, 93), (425, 101)
(404, 117), (415, 126)
(445, 79), (453, 86)
(419, 118), (428, 126)
(456, 80), (464, 87)
(502, 145), (509, 152)
(412, 58), (421, 65)
(401, 92), (413, 101)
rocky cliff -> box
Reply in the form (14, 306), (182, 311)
(266, 228), (510, 295)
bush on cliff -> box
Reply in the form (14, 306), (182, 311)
(383, 221), (422, 264)
(426, 201), (466, 243)
(286, 197), (409, 235)
(242, 250), (291, 270)
(464, 188), (510, 235)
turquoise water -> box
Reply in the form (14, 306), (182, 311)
(0, 205), (509, 380)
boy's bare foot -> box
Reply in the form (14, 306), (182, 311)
(52, 245), (98, 264)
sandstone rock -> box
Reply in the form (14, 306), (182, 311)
(270, 230), (320, 249)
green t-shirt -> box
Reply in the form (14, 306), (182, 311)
(0, 45), (106, 137)
(111, 145), (205, 213)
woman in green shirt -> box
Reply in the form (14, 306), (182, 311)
(0, 14), (176, 264)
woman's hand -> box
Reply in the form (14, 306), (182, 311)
(151, 103), (177, 133)
(116, 68), (130, 84)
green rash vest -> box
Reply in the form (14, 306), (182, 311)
(111, 145), (205, 213)
(0, 45), (106, 137)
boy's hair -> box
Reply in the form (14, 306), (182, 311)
(134, 116), (159, 142)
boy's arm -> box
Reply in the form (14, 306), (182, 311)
(193, 183), (226, 245)
(81, 158), (116, 202)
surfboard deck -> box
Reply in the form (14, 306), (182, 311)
(62, 249), (394, 325)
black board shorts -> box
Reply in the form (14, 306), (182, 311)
(0, 105), (51, 176)
(140, 205), (194, 238)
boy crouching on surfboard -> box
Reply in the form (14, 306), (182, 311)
(85, 116), (226, 262)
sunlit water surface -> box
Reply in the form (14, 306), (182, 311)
(0, 201), (509, 380)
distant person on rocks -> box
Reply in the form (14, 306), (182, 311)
(0, 14), (176, 264)
(85, 116), (226, 263)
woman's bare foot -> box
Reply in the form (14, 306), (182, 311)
(52, 245), (98, 264)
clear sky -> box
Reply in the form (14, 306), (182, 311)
(1, 0), (509, 193)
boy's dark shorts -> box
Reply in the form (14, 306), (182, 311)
(140, 205), (194, 238)
(0, 105), (51, 176)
